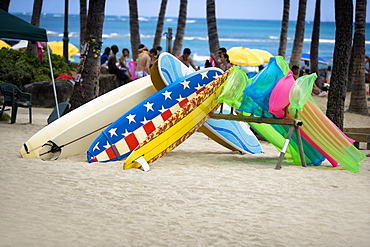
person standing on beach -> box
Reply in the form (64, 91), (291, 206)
(220, 53), (232, 72)
(119, 48), (132, 79)
(107, 45), (130, 85)
(135, 48), (157, 78)
(178, 48), (198, 71)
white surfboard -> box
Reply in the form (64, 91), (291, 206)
(21, 76), (156, 159)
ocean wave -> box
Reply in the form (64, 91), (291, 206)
(184, 36), (208, 41)
(193, 53), (210, 61)
(186, 20), (196, 24)
(57, 32), (79, 38)
(138, 17), (149, 21)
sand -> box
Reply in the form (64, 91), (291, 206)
(0, 94), (369, 246)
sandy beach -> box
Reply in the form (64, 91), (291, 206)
(0, 94), (369, 246)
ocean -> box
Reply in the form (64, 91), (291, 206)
(11, 12), (370, 68)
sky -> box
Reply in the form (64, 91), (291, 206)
(8, 0), (370, 23)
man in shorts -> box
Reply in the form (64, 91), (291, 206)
(135, 48), (157, 78)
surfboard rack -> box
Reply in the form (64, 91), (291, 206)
(210, 113), (306, 170)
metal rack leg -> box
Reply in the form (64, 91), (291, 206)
(295, 126), (306, 167)
(275, 125), (295, 170)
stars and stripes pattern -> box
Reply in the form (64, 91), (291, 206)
(87, 69), (222, 163)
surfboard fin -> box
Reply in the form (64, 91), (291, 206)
(135, 156), (150, 172)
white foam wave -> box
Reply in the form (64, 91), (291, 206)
(138, 17), (149, 21)
(193, 53), (210, 61)
(186, 20), (196, 24)
(184, 37), (208, 41)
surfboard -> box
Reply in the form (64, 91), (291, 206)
(124, 69), (230, 170)
(87, 67), (223, 163)
(151, 52), (262, 154)
(20, 75), (156, 159)
(37, 76), (157, 160)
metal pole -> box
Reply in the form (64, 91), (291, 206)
(63, 0), (69, 63)
(47, 44), (60, 118)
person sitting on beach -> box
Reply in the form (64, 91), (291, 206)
(318, 66), (331, 97)
(292, 65), (300, 80)
(119, 48), (132, 79)
(100, 47), (111, 65)
(135, 48), (157, 78)
(178, 48), (198, 71)
(107, 45), (130, 85)
(220, 53), (232, 72)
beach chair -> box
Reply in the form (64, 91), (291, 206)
(47, 102), (71, 124)
(0, 82), (32, 124)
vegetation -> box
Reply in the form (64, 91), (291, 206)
(0, 48), (71, 89)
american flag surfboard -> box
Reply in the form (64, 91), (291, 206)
(123, 68), (230, 170)
(87, 68), (223, 163)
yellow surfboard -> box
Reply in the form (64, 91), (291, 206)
(124, 69), (230, 170)
(150, 57), (242, 153)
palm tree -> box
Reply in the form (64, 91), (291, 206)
(27, 0), (43, 54)
(152, 0), (168, 50)
(326, 0), (353, 129)
(206, 0), (220, 56)
(172, 0), (187, 56)
(69, 0), (106, 109)
(278, 0), (290, 57)
(309, 0), (321, 88)
(348, 0), (368, 115)
(289, 0), (307, 68)
(80, 0), (87, 49)
(129, 0), (141, 60)
(0, 0), (10, 11)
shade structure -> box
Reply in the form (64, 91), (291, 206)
(0, 40), (11, 49)
(227, 47), (264, 66)
(250, 49), (273, 63)
(48, 41), (79, 57)
(301, 53), (328, 65)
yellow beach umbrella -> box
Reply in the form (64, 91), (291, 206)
(250, 49), (273, 63)
(48, 41), (79, 57)
(227, 47), (264, 66)
(0, 40), (11, 49)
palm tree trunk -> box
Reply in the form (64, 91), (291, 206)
(309, 0), (321, 88)
(278, 0), (290, 58)
(27, 0), (43, 54)
(172, 0), (188, 56)
(153, 0), (168, 49)
(70, 0), (106, 110)
(348, 0), (368, 115)
(129, 0), (141, 61)
(80, 0), (87, 49)
(206, 0), (220, 55)
(326, 0), (353, 129)
(289, 0), (307, 68)
(0, 0), (10, 11)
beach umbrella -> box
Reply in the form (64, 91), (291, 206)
(0, 40), (10, 48)
(250, 49), (273, 63)
(48, 41), (78, 57)
(301, 53), (328, 65)
(227, 47), (264, 66)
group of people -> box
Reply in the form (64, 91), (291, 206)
(100, 44), (162, 85)
(292, 65), (331, 97)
